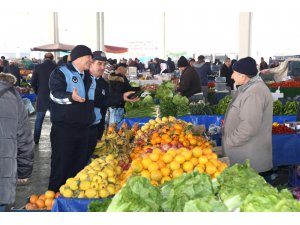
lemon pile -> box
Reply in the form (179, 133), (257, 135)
(59, 154), (123, 199)
(125, 146), (228, 186)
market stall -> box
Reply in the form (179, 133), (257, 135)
(41, 116), (300, 212)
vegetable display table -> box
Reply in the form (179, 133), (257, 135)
(207, 91), (230, 105)
(270, 87), (300, 98)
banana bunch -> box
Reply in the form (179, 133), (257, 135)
(93, 125), (132, 159)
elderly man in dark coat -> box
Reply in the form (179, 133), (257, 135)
(31, 53), (57, 144)
(0, 72), (33, 211)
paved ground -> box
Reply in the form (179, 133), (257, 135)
(13, 112), (52, 209)
(10, 112), (292, 210)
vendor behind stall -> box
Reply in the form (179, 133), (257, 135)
(260, 58), (300, 82)
(176, 56), (202, 102)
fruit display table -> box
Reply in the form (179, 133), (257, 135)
(51, 196), (107, 212)
(120, 115), (296, 130)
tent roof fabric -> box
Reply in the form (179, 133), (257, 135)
(104, 45), (128, 54)
(31, 43), (75, 52)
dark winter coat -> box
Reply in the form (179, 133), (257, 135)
(167, 59), (175, 73)
(177, 66), (202, 98)
(31, 60), (57, 111)
(0, 73), (34, 205)
(193, 62), (212, 86)
(220, 64), (234, 89)
(4, 64), (21, 86)
(108, 72), (140, 108)
(49, 63), (95, 127)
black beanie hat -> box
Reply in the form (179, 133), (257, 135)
(177, 56), (189, 68)
(232, 57), (258, 77)
(70, 45), (92, 62)
(92, 51), (107, 61)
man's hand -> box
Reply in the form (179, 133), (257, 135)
(123, 91), (139, 102)
(72, 87), (85, 102)
(260, 69), (270, 75)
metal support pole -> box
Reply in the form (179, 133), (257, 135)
(97, 12), (105, 51)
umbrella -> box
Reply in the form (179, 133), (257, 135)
(31, 43), (75, 52)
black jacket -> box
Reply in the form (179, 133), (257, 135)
(108, 72), (140, 108)
(220, 64), (234, 89)
(87, 72), (124, 110)
(167, 60), (175, 72)
(177, 66), (202, 98)
(31, 60), (57, 111)
(49, 63), (95, 127)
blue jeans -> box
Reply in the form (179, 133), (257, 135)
(34, 111), (46, 143)
(0, 205), (6, 212)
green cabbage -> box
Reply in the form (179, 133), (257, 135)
(142, 95), (154, 106)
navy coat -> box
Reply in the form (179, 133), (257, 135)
(31, 60), (57, 111)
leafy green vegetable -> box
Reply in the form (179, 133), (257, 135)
(160, 99), (177, 117)
(129, 81), (140, 87)
(215, 95), (232, 115)
(183, 196), (228, 212)
(142, 95), (154, 106)
(125, 105), (157, 118)
(106, 176), (163, 212)
(216, 160), (277, 211)
(88, 198), (112, 212)
(240, 189), (300, 212)
(160, 171), (214, 212)
(283, 101), (299, 115)
(189, 102), (214, 115)
(172, 94), (190, 116)
(155, 81), (175, 101)
(273, 100), (283, 115)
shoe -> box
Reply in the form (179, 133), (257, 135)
(34, 140), (39, 145)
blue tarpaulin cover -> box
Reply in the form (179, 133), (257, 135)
(51, 196), (105, 212)
(20, 93), (36, 102)
(272, 134), (300, 166)
(119, 115), (296, 129)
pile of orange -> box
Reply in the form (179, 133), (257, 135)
(122, 145), (228, 187)
(131, 118), (209, 160)
(25, 190), (60, 210)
